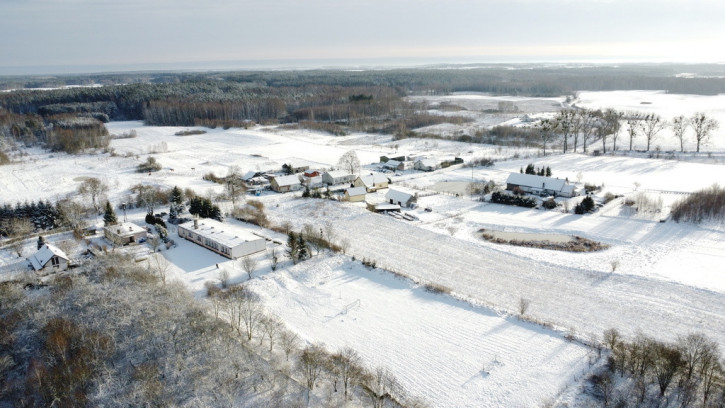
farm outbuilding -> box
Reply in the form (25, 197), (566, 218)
(28, 243), (70, 272)
(104, 222), (148, 245)
(178, 218), (266, 259)
(344, 186), (367, 202)
(505, 173), (578, 197)
(271, 175), (303, 192)
(414, 158), (439, 172)
(386, 189), (416, 208)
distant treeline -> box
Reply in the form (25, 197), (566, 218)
(2, 64), (725, 150)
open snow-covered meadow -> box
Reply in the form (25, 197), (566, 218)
(2, 90), (724, 406)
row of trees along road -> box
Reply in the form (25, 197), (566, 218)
(537, 110), (719, 155)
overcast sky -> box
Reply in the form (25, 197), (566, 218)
(2, 0), (724, 74)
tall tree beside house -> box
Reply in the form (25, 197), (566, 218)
(169, 186), (185, 219)
(103, 201), (117, 226)
(337, 150), (361, 175)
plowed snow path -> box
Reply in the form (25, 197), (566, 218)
(268, 200), (725, 350)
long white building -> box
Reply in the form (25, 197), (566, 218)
(178, 218), (266, 259)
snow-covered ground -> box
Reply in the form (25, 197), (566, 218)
(249, 255), (593, 408)
(2, 90), (724, 406)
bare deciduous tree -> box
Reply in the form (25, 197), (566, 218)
(555, 109), (576, 153)
(363, 366), (402, 408)
(625, 113), (643, 151)
(225, 166), (247, 208)
(259, 315), (283, 352)
(150, 253), (171, 285)
(337, 150), (361, 175)
(280, 330), (299, 361)
(671, 115), (689, 153)
(268, 247), (279, 271)
(331, 347), (364, 399)
(535, 118), (556, 156)
(241, 255), (258, 280)
(690, 112), (719, 153)
(77, 177), (108, 213)
(8, 218), (33, 257)
(641, 113), (666, 152)
(299, 344), (327, 390)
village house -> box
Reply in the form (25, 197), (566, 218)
(27, 243), (70, 272)
(283, 162), (310, 174)
(385, 189), (416, 208)
(271, 174), (303, 192)
(104, 222), (147, 245)
(178, 218), (266, 259)
(414, 158), (439, 172)
(322, 170), (356, 186)
(505, 173), (578, 197)
(381, 159), (405, 171)
(344, 186), (367, 202)
(353, 172), (389, 192)
(367, 202), (401, 213)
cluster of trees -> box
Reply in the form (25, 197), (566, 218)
(0, 200), (62, 237)
(135, 156), (162, 173)
(537, 109), (720, 155)
(490, 191), (537, 208)
(520, 163), (552, 177)
(188, 196), (222, 221)
(0, 254), (304, 406)
(671, 185), (725, 223)
(590, 329), (724, 407)
(205, 283), (417, 407)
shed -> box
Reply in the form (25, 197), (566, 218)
(344, 187), (367, 202)
(385, 189), (416, 208)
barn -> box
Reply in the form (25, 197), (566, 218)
(385, 189), (416, 208)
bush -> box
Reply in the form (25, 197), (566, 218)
(542, 198), (558, 210)
(671, 184), (725, 223)
(491, 191), (537, 208)
(174, 129), (206, 136)
(136, 157), (161, 173)
(575, 196), (595, 214)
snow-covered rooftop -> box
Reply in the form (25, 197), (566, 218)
(28, 243), (69, 271)
(273, 174), (302, 187)
(178, 219), (263, 248)
(346, 187), (367, 196)
(106, 222), (147, 237)
(506, 172), (567, 191)
(386, 189), (414, 203)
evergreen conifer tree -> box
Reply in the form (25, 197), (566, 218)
(103, 201), (117, 226)
(37, 235), (46, 250)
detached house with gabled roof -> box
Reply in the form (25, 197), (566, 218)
(271, 175), (303, 193)
(322, 170), (355, 186)
(385, 189), (416, 208)
(353, 172), (389, 192)
(28, 243), (70, 272)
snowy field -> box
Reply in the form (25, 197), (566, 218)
(2, 90), (724, 406)
(249, 256), (592, 408)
